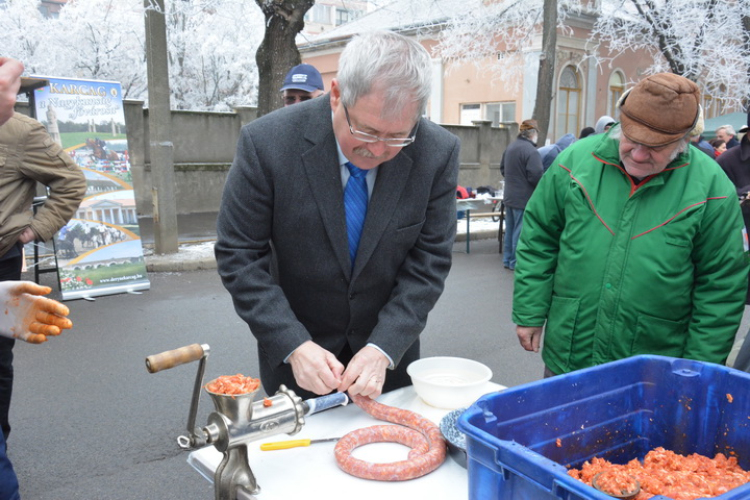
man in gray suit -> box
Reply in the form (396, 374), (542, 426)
(216, 31), (460, 401)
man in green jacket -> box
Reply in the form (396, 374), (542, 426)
(513, 73), (748, 377)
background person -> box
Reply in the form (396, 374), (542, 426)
(0, 56), (76, 500)
(513, 73), (748, 377)
(594, 115), (615, 134)
(717, 111), (750, 306)
(690, 131), (716, 158)
(0, 75), (86, 449)
(538, 132), (576, 171)
(280, 63), (325, 107)
(717, 111), (750, 370)
(710, 138), (726, 157)
(579, 126), (595, 139)
(216, 31), (460, 400)
(499, 119), (543, 271)
(716, 124), (739, 149)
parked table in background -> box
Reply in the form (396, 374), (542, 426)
(456, 197), (503, 253)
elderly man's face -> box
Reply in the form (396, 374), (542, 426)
(716, 128), (733, 144)
(619, 134), (685, 178)
(329, 79), (418, 171)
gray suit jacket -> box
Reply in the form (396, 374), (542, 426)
(216, 95), (460, 397)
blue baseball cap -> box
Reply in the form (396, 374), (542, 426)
(280, 64), (324, 93)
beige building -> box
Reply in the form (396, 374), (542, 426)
(300, 0), (736, 143)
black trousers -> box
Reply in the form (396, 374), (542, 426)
(0, 252), (23, 441)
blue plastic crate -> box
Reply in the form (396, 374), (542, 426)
(458, 355), (750, 500)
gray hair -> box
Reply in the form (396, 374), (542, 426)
(609, 123), (689, 160)
(337, 30), (432, 121)
(717, 124), (736, 136)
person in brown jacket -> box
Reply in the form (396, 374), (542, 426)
(0, 105), (86, 443)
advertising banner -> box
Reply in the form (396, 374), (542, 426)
(33, 76), (150, 300)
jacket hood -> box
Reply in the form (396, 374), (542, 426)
(595, 115), (616, 134)
(556, 133), (576, 149)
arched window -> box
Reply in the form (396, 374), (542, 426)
(556, 66), (581, 139)
(608, 71), (625, 117)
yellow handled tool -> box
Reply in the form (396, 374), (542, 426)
(260, 437), (340, 451)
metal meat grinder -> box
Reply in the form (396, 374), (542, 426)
(145, 343), (348, 500)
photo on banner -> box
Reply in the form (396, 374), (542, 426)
(33, 76), (150, 300)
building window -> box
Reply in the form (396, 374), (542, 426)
(485, 102), (516, 126)
(556, 66), (581, 139)
(460, 104), (481, 125)
(305, 4), (331, 24)
(460, 102), (515, 126)
(335, 8), (350, 25)
(608, 71), (624, 118)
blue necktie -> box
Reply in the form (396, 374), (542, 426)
(344, 161), (368, 269)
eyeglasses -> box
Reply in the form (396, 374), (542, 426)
(343, 105), (418, 147)
(284, 95), (313, 105)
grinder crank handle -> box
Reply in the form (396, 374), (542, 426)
(145, 344), (208, 373)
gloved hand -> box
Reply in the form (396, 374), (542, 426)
(0, 281), (72, 344)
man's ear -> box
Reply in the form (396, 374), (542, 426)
(330, 79), (341, 111)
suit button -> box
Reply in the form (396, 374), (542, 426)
(349, 293), (355, 300)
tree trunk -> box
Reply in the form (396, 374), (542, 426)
(532, 0), (557, 145)
(255, 0), (314, 117)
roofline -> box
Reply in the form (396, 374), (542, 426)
(298, 21), (447, 54)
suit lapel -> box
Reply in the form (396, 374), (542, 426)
(353, 152), (413, 278)
(300, 100), (351, 277)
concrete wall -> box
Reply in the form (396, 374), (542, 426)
(123, 100), (257, 216)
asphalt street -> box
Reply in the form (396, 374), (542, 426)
(11, 237), (537, 499)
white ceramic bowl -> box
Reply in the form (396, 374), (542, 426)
(407, 356), (493, 409)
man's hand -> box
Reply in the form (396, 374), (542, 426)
(0, 57), (23, 127)
(516, 325), (543, 353)
(288, 341), (345, 395)
(18, 227), (35, 244)
(337, 346), (390, 399)
(0, 281), (73, 344)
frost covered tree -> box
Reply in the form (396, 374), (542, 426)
(0, 0), (264, 111)
(590, 0), (750, 109)
(1, 0), (51, 73)
(162, 0), (264, 110)
(55, 0), (148, 100)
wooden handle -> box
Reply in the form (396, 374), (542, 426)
(145, 344), (205, 373)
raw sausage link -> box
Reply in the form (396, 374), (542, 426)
(334, 393), (447, 481)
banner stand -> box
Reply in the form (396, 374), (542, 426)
(32, 76), (151, 301)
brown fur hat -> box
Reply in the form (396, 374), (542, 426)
(618, 73), (700, 147)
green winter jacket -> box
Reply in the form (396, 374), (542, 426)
(513, 130), (748, 374)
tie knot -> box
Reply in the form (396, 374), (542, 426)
(346, 162), (367, 179)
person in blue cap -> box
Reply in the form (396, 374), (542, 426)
(280, 63), (325, 107)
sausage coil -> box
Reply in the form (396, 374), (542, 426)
(334, 393), (447, 481)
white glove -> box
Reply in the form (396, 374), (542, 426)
(0, 281), (72, 344)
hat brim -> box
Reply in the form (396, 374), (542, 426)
(280, 84), (320, 93)
(619, 113), (687, 147)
